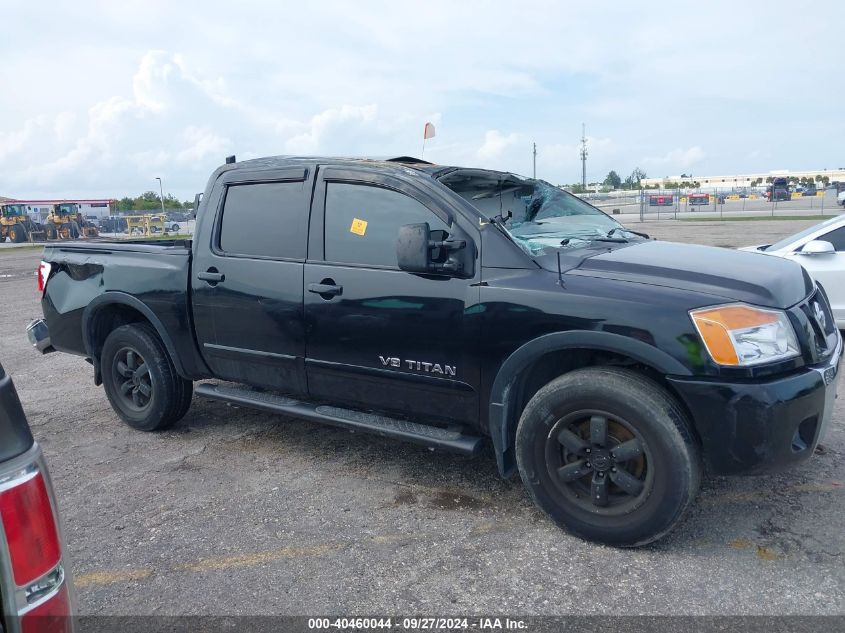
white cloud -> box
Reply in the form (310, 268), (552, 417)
(176, 127), (231, 165)
(0, 117), (48, 162)
(1, 1), (843, 198)
(643, 146), (706, 171)
(476, 130), (525, 163)
(285, 105), (379, 154)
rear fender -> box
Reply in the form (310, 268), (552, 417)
(82, 293), (188, 382)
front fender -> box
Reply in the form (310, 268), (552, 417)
(488, 330), (692, 478)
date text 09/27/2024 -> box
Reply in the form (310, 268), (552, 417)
(307, 617), (527, 630)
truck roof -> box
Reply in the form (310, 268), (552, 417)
(228, 155), (450, 177)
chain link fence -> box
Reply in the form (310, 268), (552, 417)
(581, 187), (844, 222)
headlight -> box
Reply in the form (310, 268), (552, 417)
(690, 303), (800, 366)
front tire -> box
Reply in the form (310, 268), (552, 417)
(10, 224), (26, 243)
(516, 367), (701, 547)
(101, 323), (193, 431)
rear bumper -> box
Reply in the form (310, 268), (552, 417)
(668, 333), (841, 475)
(26, 319), (55, 354)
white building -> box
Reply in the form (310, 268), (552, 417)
(641, 169), (845, 190)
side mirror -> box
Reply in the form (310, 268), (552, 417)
(397, 222), (472, 277)
(193, 192), (203, 219)
(800, 240), (835, 256)
(397, 223), (431, 273)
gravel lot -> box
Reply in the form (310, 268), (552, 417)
(0, 218), (842, 617)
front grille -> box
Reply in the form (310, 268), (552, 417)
(798, 289), (836, 360)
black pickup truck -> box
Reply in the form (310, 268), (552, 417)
(28, 156), (841, 546)
(0, 362), (73, 633)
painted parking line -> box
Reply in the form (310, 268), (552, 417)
(75, 569), (153, 588)
(73, 532), (436, 588)
(176, 543), (340, 573)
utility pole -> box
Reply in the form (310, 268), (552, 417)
(579, 123), (588, 189)
(532, 142), (537, 179)
(155, 177), (166, 217)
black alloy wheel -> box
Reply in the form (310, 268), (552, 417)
(516, 366), (701, 547)
(112, 347), (153, 411)
(546, 411), (652, 514)
(101, 323), (193, 431)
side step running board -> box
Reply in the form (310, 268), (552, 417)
(195, 383), (484, 455)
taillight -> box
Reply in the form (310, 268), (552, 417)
(0, 460), (72, 631)
(0, 470), (61, 585)
(36, 261), (51, 294)
(21, 584), (72, 633)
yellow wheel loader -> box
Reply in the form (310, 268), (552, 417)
(0, 203), (45, 243)
(45, 203), (99, 240)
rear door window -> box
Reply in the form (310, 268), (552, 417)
(219, 181), (308, 259)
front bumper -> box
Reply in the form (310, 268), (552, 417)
(668, 332), (841, 475)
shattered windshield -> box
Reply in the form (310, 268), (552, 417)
(439, 169), (642, 255)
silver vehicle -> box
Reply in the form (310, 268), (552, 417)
(741, 214), (845, 328)
(0, 361), (74, 633)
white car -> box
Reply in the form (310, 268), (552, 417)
(838, 190), (845, 207)
(741, 215), (845, 328)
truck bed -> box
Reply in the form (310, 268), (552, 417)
(40, 239), (208, 379)
(45, 237), (192, 253)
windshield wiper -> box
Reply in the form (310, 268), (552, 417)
(557, 236), (627, 245)
(607, 227), (650, 239)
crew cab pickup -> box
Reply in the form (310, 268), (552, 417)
(0, 362), (73, 633)
(28, 156), (841, 546)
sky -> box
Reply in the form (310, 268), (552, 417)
(2, 0), (844, 201)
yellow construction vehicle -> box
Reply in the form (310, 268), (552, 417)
(44, 203), (99, 240)
(0, 203), (45, 243)
(125, 214), (167, 236)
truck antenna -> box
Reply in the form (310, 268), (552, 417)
(557, 251), (564, 286)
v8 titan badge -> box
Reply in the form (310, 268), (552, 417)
(350, 218), (368, 236)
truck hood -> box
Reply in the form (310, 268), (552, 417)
(562, 240), (813, 309)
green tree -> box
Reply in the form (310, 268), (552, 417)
(623, 167), (647, 189)
(602, 170), (622, 189)
(116, 197), (135, 212)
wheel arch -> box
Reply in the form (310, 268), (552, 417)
(82, 293), (187, 384)
(488, 331), (693, 479)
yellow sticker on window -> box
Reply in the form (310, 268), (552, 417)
(350, 218), (368, 236)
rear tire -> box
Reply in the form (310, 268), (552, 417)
(45, 223), (57, 240)
(101, 323), (193, 431)
(515, 366), (701, 547)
